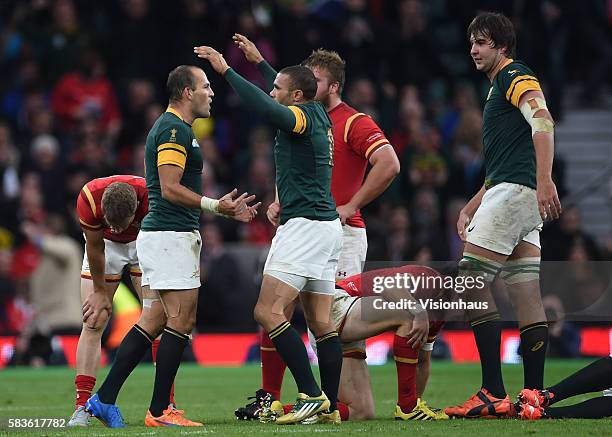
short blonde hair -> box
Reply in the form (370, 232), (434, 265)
(301, 49), (346, 92)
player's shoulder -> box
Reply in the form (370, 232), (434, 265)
(82, 177), (107, 196)
(330, 102), (365, 125)
(331, 102), (381, 144)
(497, 59), (538, 87)
(296, 101), (327, 118)
(154, 112), (193, 146)
(295, 101), (331, 130)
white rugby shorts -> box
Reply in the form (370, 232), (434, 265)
(336, 225), (368, 281)
(466, 182), (542, 255)
(264, 217), (343, 283)
(81, 238), (139, 282)
(137, 230), (202, 290)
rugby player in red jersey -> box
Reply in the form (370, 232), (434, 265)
(231, 34), (402, 420)
(69, 176), (179, 426)
(253, 264), (449, 423)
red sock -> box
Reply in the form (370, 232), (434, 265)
(169, 382), (175, 406)
(283, 404), (293, 414)
(337, 401), (350, 421)
(75, 375), (96, 408)
(261, 331), (286, 400)
(394, 334), (418, 412)
(152, 339), (176, 406)
(152, 339), (160, 363)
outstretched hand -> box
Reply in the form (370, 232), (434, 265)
(232, 33), (264, 64)
(218, 188), (261, 223)
(194, 46), (230, 74)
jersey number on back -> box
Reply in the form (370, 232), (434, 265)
(327, 128), (334, 166)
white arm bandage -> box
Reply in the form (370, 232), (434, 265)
(200, 196), (220, 214)
(519, 97), (554, 136)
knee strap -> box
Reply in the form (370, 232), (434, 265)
(458, 252), (503, 283)
(501, 257), (540, 285)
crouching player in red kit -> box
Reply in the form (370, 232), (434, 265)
(238, 265), (449, 423)
(68, 175), (182, 426)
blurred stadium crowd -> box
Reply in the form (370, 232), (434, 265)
(0, 0), (611, 359)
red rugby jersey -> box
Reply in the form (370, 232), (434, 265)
(76, 175), (148, 243)
(329, 102), (391, 228)
(336, 264), (445, 341)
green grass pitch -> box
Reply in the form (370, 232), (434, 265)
(1, 360), (611, 436)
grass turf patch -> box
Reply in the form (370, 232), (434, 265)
(1, 359), (611, 436)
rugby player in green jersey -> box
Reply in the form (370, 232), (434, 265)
(445, 12), (562, 418)
(86, 65), (260, 428)
(195, 45), (344, 425)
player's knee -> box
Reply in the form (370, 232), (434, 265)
(501, 257), (540, 287)
(254, 302), (284, 331)
(307, 320), (334, 338)
(165, 318), (194, 335)
(164, 305), (196, 334)
(138, 313), (166, 337)
(82, 313), (110, 335)
(457, 253), (502, 285)
(253, 302), (268, 326)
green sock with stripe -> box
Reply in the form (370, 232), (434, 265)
(98, 324), (155, 404)
(269, 322), (320, 397)
(315, 332), (342, 411)
(149, 327), (190, 417)
(520, 322), (548, 389)
(471, 312), (506, 398)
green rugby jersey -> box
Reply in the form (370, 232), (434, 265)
(141, 107), (203, 231)
(482, 59), (542, 189)
(225, 67), (338, 225)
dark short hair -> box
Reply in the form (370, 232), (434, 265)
(467, 12), (516, 59)
(279, 65), (317, 101)
(167, 65), (198, 102)
(301, 49), (346, 93)
(102, 182), (137, 228)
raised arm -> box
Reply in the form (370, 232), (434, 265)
(232, 33), (277, 90)
(257, 60), (278, 91)
(194, 45), (304, 134)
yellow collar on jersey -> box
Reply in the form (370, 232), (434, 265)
(166, 106), (184, 122)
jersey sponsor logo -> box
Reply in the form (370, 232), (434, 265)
(192, 139), (200, 148)
(508, 69), (520, 75)
(467, 225), (475, 232)
(169, 128), (177, 142)
(337, 270), (347, 277)
(327, 127), (334, 166)
(366, 132), (383, 143)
